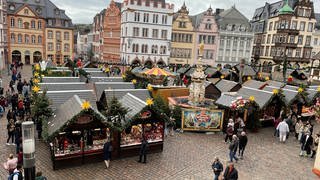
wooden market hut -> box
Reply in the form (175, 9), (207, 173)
(204, 81), (221, 100)
(90, 77), (124, 83)
(215, 79), (242, 93)
(39, 82), (88, 92)
(93, 82), (135, 101)
(242, 79), (267, 90)
(150, 86), (189, 104)
(41, 77), (80, 83)
(48, 95), (113, 170)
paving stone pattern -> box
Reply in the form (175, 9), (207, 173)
(0, 66), (318, 180)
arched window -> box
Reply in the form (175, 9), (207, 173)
(25, 34), (29, 44)
(17, 34), (22, 43)
(10, 18), (15, 27)
(64, 43), (70, 52)
(31, 20), (36, 29)
(10, 33), (15, 43)
(38, 21), (42, 29)
(31, 35), (36, 44)
(38, 35), (42, 44)
(18, 19), (23, 28)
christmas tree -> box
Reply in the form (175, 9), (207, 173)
(106, 96), (128, 127)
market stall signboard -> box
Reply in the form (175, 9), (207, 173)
(76, 115), (93, 124)
(182, 109), (224, 132)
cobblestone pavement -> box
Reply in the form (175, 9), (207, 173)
(0, 66), (318, 180)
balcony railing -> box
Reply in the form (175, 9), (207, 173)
(274, 42), (297, 48)
(276, 28), (299, 35)
(273, 56), (311, 63)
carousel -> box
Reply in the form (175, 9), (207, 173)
(142, 66), (176, 85)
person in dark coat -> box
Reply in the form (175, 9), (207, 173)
(36, 120), (42, 139)
(223, 162), (238, 180)
(16, 80), (23, 94)
(238, 131), (248, 159)
(228, 135), (239, 163)
(14, 127), (21, 154)
(138, 137), (148, 163)
(300, 131), (313, 157)
(103, 139), (112, 168)
(212, 157), (223, 180)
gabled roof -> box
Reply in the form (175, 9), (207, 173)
(103, 89), (150, 103)
(42, 77), (80, 83)
(39, 82), (89, 92)
(119, 93), (147, 119)
(45, 90), (97, 110)
(234, 64), (257, 77)
(266, 80), (285, 88)
(242, 80), (267, 90)
(216, 79), (240, 92)
(216, 6), (250, 28)
(237, 86), (273, 109)
(88, 71), (109, 77)
(262, 85), (298, 105)
(90, 77), (124, 83)
(215, 93), (238, 107)
(94, 82), (135, 99)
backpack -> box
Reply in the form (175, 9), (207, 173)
(8, 172), (20, 180)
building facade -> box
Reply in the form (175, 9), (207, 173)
(92, 10), (104, 62)
(76, 31), (88, 60)
(216, 6), (253, 66)
(103, 0), (121, 64)
(120, 0), (174, 66)
(7, 0), (73, 65)
(0, 0), (7, 69)
(251, 0), (317, 73)
(170, 3), (195, 65)
(192, 6), (219, 66)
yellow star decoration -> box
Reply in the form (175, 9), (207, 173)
(34, 64), (40, 71)
(33, 78), (40, 84)
(132, 79), (137, 84)
(317, 86), (320, 92)
(147, 84), (153, 91)
(249, 96), (255, 102)
(34, 72), (39, 77)
(265, 76), (270, 81)
(273, 89), (279, 95)
(220, 75), (225, 79)
(122, 74), (126, 79)
(81, 101), (91, 110)
(146, 98), (154, 106)
(298, 88), (304, 93)
(41, 74), (45, 77)
(247, 76), (251, 80)
(32, 86), (40, 93)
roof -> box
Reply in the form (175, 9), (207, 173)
(266, 80), (285, 88)
(234, 64), (257, 76)
(216, 6), (250, 30)
(94, 82), (135, 99)
(252, 0), (297, 20)
(216, 79), (240, 92)
(262, 85), (298, 105)
(39, 82), (89, 92)
(103, 89), (150, 102)
(42, 77), (80, 83)
(119, 93), (147, 119)
(47, 95), (107, 137)
(237, 86), (273, 109)
(90, 77), (124, 83)
(242, 80), (267, 90)
(279, 2), (294, 15)
(88, 71), (109, 77)
(44, 90), (97, 110)
(207, 78), (220, 84)
(205, 67), (218, 75)
(177, 67), (190, 74)
(215, 93), (238, 107)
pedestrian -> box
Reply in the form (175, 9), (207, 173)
(16, 80), (23, 94)
(223, 162), (238, 180)
(24, 97), (31, 116)
(14, 127), (21, 154)
(35, 171), (47, 180)
(273, 116), (281, 137)
(311, 133), (320, 158)
(3, 154), (18, 175)
(17, 147), (23, 166)
(225, 119), (234, 143)
(295, 119), (303, 140)
(238, 131), (248, 159)
(228, 135), (239, 163)
(9, 164), (23, 180)
(103, 138), (112, 168)
(138, 137), (148, 163)
(7, 119), (15, 145)
(276, 119), (289, 143)
(300, 131), (313, 157)
(22, 82), (29, 97)
(212, 157), (223, 180)
(36, 119), (43, 139)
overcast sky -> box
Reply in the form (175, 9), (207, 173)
(51, 0), (320, 24)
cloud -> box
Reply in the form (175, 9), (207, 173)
(50, 0), (320, 24)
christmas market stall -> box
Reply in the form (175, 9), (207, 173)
(47, 95), (114, 170)
(118, 94), (165, 158)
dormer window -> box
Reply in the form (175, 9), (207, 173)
(24, 9), (29, 15)
(55, 9), (60, 15)
(36, 7), (42, 14)
(9, 4), (15, 11)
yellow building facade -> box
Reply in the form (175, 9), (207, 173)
(8, 5), (45, 64)
(170, 3), (196, 65)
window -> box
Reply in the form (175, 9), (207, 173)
(24, 9), (29, 15)
(64, 44), (70, 52)
(48, 19), (53, 26)
(305, 9), (311, 17)
(134, 12), (140, 22)
(307, 22), (313, 32)
(267, 34), (271, 44)
(205, 24), (212, 30)
(299, 22), (305, 31)
(161, 30), (167, 39)
(305, 36), (311, 46)
(10, 33), (15, 43)
(56, 43), (61, 51)
(18, 19), (22, 28)
(295, 48), (301, 58)
(25, 35), (29, 44)
(152, 29), (158, 38)
(179, 21), (186, 28)
(151, 45), (158, 54)
(142, 28), (148, 37)
(274, 22), (278, 30)
(141, 44), (148, 53)
(31, 20), (35, 29)
(56, 31), (61, 40)
(160, 46), (166, 54)
(314, 38), (318, 46)
(289, 35), (294, 43)
(48, 31), (53, 39)
(48, 42), (53, 51)
(269, 22), (273, 31)
(64, 32), (69, 40)
(18, 34), (22, 43)
(38, 21), (42, 29)
(162, 15), (167, 24)
(10, 18), (15, 27)
(38, 35), (42, 44)
(298, 35), (303, 45)
(143, 13), (149, 22)
(31, 35), (36, 44)
(272, 35), (275, 43)
(287, 48), (293, 57)
(265, 46), (269, 56)
(133, 27), (139, 37)
(291, 21), (297, 29)
(298, 8), (304, 16)
(152, 14), (158, 23)
(132, 44), (139, 53)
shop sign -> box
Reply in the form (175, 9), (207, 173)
(140, 110), (152, 119)
(76, 115), (93, 124)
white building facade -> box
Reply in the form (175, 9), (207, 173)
(0, 0), (7, 69)
(120, 0), (174, 66)
(76, 32), (89, 60)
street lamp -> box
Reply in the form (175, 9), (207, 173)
(22, 121), (36, 180)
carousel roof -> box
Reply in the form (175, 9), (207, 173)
(266, 80), (285, 88)
(143, 67), (174, 76)
(215, 93), (238, 107)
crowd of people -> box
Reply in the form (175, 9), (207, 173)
(2, 62), (47, 180)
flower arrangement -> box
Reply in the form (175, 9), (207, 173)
(247, 76), (251, 80)
(287, 75), (293, 83)
(230, 97), (249, 110)
(298, 87), (304, 93)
